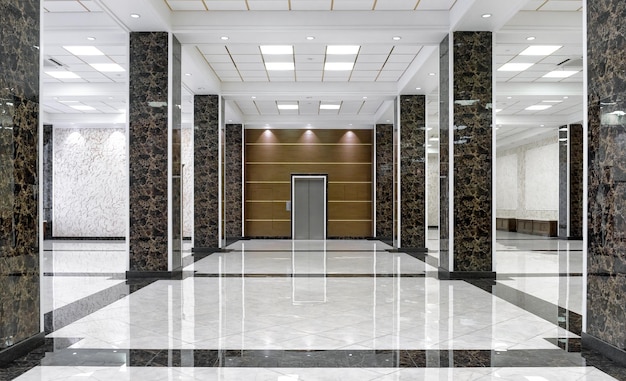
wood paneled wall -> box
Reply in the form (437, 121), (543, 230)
(245, 129), (373, 238)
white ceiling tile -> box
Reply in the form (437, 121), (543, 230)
(204, 54), (233, 63)
(235, 63), (266, 71)
(295, 45), (327, 55)
(353, 62), (383, 70)
(231, 55), (264, 63)
(227, 45), (263, 54)
(198, 45), (229, 55)
(295, 55), (325, 63)
(374, 0), (419, 10)
(539, 1), (582, 11)
(247, 0), (288, 10)
(386, 54), (415, 63)
(332, 0), (375, 10)
(358, 45), (393, 55)
(295, 63), (324, 70)
(203, 0), (248, 10)
(382, 62), (409, 71)
(415, 0), (454, 11)
(211, 62), (238, 71)
(520, 0), (548, 11)
(349, 71), (379, 79)
(79, 0), (103, 12)
(167, 1), (207, 11)
(44, 1), (88, 12)
(356, 55), (389, 63)
(290, 0), (332, 10)
(392, 45), (422, 55)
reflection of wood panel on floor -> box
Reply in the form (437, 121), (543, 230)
(245, 129), (373, 238)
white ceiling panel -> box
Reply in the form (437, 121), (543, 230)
(332, 0), (375, 10)
(374, 0), (419, 11)
(416, 0), (456, 11)
(44, 0), (89, 12)
(203, 0), (248, 10)
(248, 0), (289, 10)
(167, 1), (207, 11)
(291, 0), (332, 10)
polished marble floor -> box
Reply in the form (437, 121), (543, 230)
(3, 233), (625, 380)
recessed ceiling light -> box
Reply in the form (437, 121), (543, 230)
(540, 124), (546, 127)
(563, 96), (569, 99)
(71, 105), (96, 111)
(542, 100), (563, 103)
(260, 45), (293, 55)
(415, 87), (421, 90)
(526, 36), (536, 41)
(525, 105), (553, 111)
(130, 13), (140, 18)
(519, 45), (562, 56)
(495, 109), (502, 112)
(324, 62), (354, 71)
(87, 37), (96, 41)
(251, 96), (256, 99)
(507, 96), (512, 99)
(90, 63), (125, 72)
(220, 36), (229, 40)
(306, 36), (315, 40)
(45, 71), (81, 79)
(277, 104), (299, 110)
(543, 70), (578, 78)
(428, 72), (436, 76)
(320, 104), (341, 110)
(481, 13), (492, 18)
(265, 62), (294, 71)
(497, 63), (534, 72)
(327, 45), (360, 55)
(63, 46), (104, 56)
(393, 36), (401, 41)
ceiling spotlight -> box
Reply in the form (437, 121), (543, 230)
(221, 36), (229, 40)
(185, 73), (192, 76)
(393, 36), (401, 41)
(415, 87), (421, 90)
(130, 13), (141, 18)
(251, 96), (256, 99)
(428, 72), (436, 76)
(526, 36), (536, 41)
(87, 36), (96, 41)
(481, 13), (492, 18)
(306, 36), (315, 40)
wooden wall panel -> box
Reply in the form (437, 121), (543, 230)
(245, 129), (373, 238)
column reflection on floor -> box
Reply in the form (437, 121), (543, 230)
(5, 237), (625, 380)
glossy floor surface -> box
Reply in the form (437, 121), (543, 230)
(3, 232), (626, 380)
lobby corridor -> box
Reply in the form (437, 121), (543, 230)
(4, 235), (626, 380)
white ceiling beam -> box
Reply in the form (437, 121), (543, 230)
(43, 83), (127, 98)
(221, 82), (398, 100)
(496, 114), (576, 127)
(496, 82), (583, 97)
(43, 112), (126, 127)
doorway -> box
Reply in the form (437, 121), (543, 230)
(291, 175), (327, 240)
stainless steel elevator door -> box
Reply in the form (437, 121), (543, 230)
(292, 177), (326, 240)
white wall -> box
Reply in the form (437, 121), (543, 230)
(496, 135), (559, 220)
(53, 128), (127, 237)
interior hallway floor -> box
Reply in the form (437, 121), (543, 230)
(3, 231), (626, 380)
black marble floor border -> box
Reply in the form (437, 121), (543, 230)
(35, 348), (588, 368)
(226, 249), (392, 253)
(191, 273), (426, 278)
(496, 249), (584, 252)
(497, 273), (583, 278)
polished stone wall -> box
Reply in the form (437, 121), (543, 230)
(440, 32), (493, 276)
(558, 126), (567, 237)
(43, 125), (53, 239)
(569, 124), (583, 239)
(128, 32), (181, 273)
(375, 124), (393, 239)
(0, 0), (40, 352)
(400, 95), (426, 250)
(439, 35), (450, 269)
(194, 95), (220, 250)
(225, 124), (242, 241)
(587, 0), (626, 354)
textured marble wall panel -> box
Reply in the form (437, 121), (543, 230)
(182, 128), (193, 238)
(171, 36), (182, 267)
(496, 153), (518, 214)
(569, 124), (583, 238)
(43, 124), (53, 239)
(587, 0), (626, 350)
(225, 124), (243, 240)
(53, 128), (126, 238)
(451, 31), (492, 273)
(400, 95), (426, 249)
(0, 0), (40, 350)
(524, 143), (559, 211)
(559, 127), (568, 237)
(427, 154), (439, 228)
(439, 35), (450, 268)
(194, 95), (219, 249)
(497, 137), (559, 221)
(376, 124), (393, 238)
(128, 32), (169, 272)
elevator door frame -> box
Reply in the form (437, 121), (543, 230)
(291, 174), (328, 240)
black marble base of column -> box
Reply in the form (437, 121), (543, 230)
(582, 332), (626, 368)
(192, 247), (232, 253)
(387, 247), (429, 253)
(49, 236), (125, 241)
(0, 332), (45, 367)
(125, 270), (183, 280)
(226, 236), (245, 246)
(567, 236), (583, 241)
(438, 268), (496, 280)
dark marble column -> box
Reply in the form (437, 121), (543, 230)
(194, 95), (220, 251)
(128, 32), (182, 276)
(439, 32), (494, 279)
(399, 95), (427, 251)
(568, 124), (583, 239)
(0, 0), (42, 363)
(375, 124), (393, 242)
(585, 0), (626, 365)
(43, 124), (53, 239)
(225, 124), (243, 244)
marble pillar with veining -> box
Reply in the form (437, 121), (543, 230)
(439, 32), (493, 278)
(225, 124), (243, 243)
(400, 96), (426, 250)
(569, 124), (583, 239)
(128, 32), (181, 274)
(43, 124), (53, 239)
(375, 124), (393, 240)
(0, 0), (41, 353)
(586, 0), (626, 357)
(194, 95), (220, 250)
(439, 35), (451, 269)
